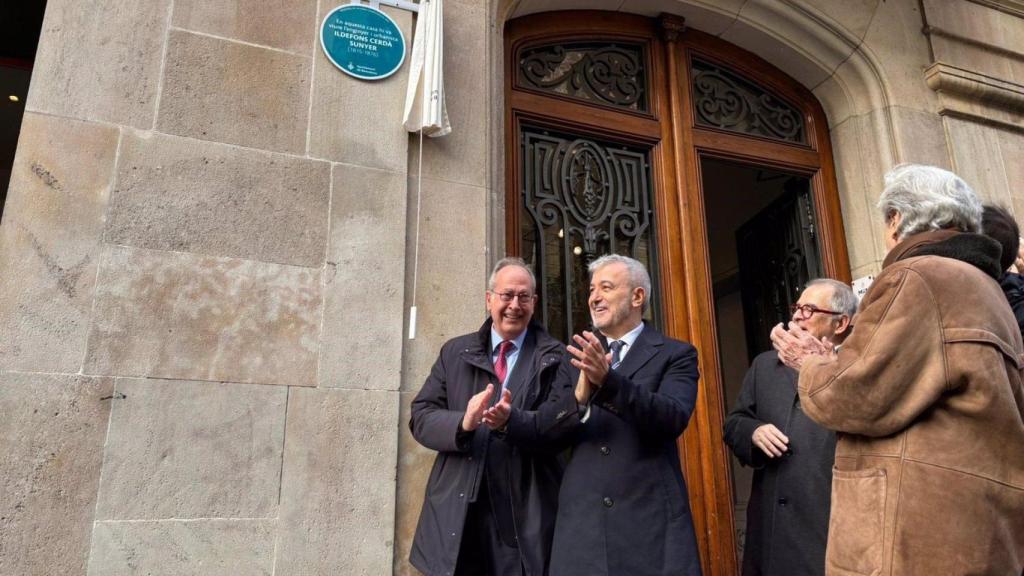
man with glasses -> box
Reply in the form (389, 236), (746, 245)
(409, 257), (576, 576)
(724, 279), (856, 576)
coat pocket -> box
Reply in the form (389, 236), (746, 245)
(826, 467), (885, 576)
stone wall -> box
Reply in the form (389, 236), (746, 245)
(1, 0), (413, 573)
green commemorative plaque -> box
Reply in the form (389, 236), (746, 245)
(320, 4), (407, 81)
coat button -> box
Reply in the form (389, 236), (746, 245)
(778, 497), (788, 506)
(600, 446), (610, 455)
(459, 493), (464, 498)
(603, 497), (614, 508)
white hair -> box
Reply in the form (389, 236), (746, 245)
(588, 254), (652, 313)
(877, 164), (982, 242)
(806, 278), (858, 318)
(488, 257), (536, 291)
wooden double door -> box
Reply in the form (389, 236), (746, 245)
(505, 11), (850, 574)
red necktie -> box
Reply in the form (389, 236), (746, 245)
(495, 340), (514, 386)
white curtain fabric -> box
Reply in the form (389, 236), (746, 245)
(403, 0), (450, 137)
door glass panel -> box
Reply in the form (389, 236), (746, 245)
(691, 57), (806, 145)
(699, 157), (821, 559)
(517, 41), (649, 112)
(519, 124), (659, 342)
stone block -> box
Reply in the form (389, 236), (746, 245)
(158, 30), (311, 154)
(394, 390), (436, 576)
(409, 0), (489, 188)
(401, 177), (487, 392)
(105, 131), (330, 267)
(95, 378), (286, 520)
(829, 115), (885, 272)
(0, 113), (116, 372)
(512, 0), (625, 16)
(723, 3), (841, 89)
(997, 129), (1024, 218)
(802, 0), (878, 41)
(173, 0), (318, 54)
(0, 372), (113, 575)
(274, 388), (399, 575)
(84, 245), (322, 386)
(890, 106), (950, 169)
(812, 72), (854, 128)
(945, 117), (1011, 207)
(308, 7), (411, 169)
(88, 519), (275, 575)
(26, 0), (170, 127)
(858, 0), (937, 112)
(924, 0), (1024, 84)
(321, 164), (407, 390)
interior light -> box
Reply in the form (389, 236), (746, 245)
(8, 95), (19, 103)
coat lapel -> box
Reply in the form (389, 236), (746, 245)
(616, 324), (662, 378)
(503, 329), (537, 407)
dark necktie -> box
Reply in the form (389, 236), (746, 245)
(495, 340), (515, 387)
(609, 340), (624, 370)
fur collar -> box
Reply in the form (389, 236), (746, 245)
(883, 229), (1003, 280)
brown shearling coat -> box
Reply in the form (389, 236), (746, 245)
(798, 230), (1024, 576)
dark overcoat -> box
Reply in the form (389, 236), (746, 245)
(723, 351), (836, 576)
(549, 324), (702, 576)
(409, 319), (577, 576)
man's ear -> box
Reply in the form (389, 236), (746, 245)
(834, 314), (852, 338)
(632, 287), (645, 309)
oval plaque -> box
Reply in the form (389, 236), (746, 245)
(320, 4), (407, 81)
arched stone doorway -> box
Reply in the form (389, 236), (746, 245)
(504, 9), (851, 573)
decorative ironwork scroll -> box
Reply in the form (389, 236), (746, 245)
(691, 57), (806, 144)
(518, 42), (648, 112)
(520, 125), (659, 342)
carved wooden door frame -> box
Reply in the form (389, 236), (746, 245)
(505, 12), (849, 575)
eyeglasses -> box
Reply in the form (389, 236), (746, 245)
(495, 291), (536, 304)
(790, 303), (842, 318)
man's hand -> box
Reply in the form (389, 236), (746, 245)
(770, 322), (833, 371)
(752, 423), (790, 458)
(568, 331), (611, 388)
(575, 370), (592, 404)
(462, 384), (495, 432)
(482, 389), (512, 430)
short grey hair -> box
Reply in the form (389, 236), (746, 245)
(806, 278), (858, 318)
(488, 257), (536, 291)
(877, 164), (982, 242)
(588, 254), (652, 313)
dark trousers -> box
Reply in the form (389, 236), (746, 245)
(455, 477), (525, 576)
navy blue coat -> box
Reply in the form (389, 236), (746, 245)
(550, 324), (702, 576)
(409, 319), (577, 576)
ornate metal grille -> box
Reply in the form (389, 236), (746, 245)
(520, 125), (659, 342)
(517, 41), (648, 112)
(691, 57), (806, 144)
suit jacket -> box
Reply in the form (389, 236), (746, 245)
(723, 351), (835, 576)
(550, 323), (703, 576)
(409, 319), (577, 576)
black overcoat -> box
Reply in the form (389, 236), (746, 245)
(722, 351), (836, 576)
(409, 319), (577, 576)
(549, 324), (703, 576)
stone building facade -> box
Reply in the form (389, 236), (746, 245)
(0, 0), (1021, 574)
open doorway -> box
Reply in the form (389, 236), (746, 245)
(700, 156), (823, 558)
(1, 1), (48, 217)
